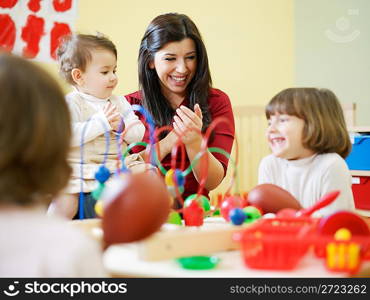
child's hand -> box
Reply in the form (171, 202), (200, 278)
(103, 102), (123, 132)
(173, 104), (203, 146)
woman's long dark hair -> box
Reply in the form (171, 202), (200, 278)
(138, 13), (212, 131)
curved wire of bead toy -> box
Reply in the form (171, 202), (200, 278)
(92, 105), (238, 224)
(117, 121), (148, 172)
(92, 104), (160, 218)
(163, 116), (239, 217)
(198, 116), (239, 194)
(115, 105), (155, 170)
(196, 116), (239, 215)
(79, 117), (110, 219)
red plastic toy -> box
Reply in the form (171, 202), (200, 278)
(234, 218), (316, 270)
(183, 200), (204, 226)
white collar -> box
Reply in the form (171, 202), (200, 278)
(72, 86), (110, 102)
(283, 153), (318, 168)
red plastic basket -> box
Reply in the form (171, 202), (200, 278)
(234, 218), (316, 270)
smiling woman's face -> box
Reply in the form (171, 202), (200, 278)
(150, 38), (197, 104)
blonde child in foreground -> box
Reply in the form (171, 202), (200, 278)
(0, 53), (106, 277)
(258, 87), (355, 216)
(49, 33), (148, 219)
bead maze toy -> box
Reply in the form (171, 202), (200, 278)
(74, 104), (266, 261)
(77, 105), (172, 245)
(78, 116), (111, 219)
(78, 104), (250, 249)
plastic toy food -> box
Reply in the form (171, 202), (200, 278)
(276, 190), (340, 218)
(247, 184), (301, 213)
(102, 172), (172, 245)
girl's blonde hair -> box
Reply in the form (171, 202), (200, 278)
(265, 87), (351, 158)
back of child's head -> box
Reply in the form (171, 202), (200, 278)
(57, 33), (117, 85)
(266, 87), (351, 158)
(0, 53), (72, 206)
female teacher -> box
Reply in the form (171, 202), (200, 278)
(126, 13), (235, 204)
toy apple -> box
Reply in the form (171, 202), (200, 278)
(102, 172), (171, 245)
(247, 184), (301, 213)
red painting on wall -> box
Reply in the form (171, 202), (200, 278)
(0, 0), (78, 61)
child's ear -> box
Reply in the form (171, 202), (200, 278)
(149, 60), (155, 70)
(71, 68), (84, 86)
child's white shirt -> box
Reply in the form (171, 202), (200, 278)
(65, 89), (145, 193)
(0, 207), (107, 277)
(258, 153), (355, 216)
(66, 89), (144, 147)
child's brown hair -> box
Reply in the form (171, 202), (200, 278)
(57, 33), (117, 85)
(265, 87), (351, 158)
(0, 53), (72, 206)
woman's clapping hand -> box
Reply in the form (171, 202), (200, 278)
(173, 104), (203, 146)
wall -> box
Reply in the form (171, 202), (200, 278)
(295, 0), (370, 126)
(40, 0), (294, 105)
(73, 0), (294, 107)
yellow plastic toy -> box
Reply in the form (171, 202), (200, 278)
(325, 228), (361, 273)
(94, 200), (103, 217)
(165, 169), (175, 186)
